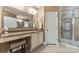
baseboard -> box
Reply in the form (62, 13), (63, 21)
(60, 42), (79, 49)
(43, 41), (59, 46)
(43, 42), (48, 45)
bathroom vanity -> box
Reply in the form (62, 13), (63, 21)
(0, 29), (43, 53)
(0, 6), (44, 53)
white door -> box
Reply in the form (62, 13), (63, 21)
(45, 12), (58, 44)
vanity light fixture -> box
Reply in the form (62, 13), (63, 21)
(17, 19), (23, 22)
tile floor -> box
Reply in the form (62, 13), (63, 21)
(32, 45), (79, 53)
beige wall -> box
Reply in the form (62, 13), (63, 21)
(38, 6), (44, 29)
(33, 13), (38, 28)
(33, 6), (45, 29)
(0, 7), (3, 34)
(45, 6), (59, 12)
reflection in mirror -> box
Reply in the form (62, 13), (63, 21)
(4, 16), (18, 29)
(17, 19), (33, 28)
(24, 20), (29, 27)
(17, 19), (23, 28)
(3, 16), (34, 30)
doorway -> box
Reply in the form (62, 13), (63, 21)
(45, 12), (58, 44)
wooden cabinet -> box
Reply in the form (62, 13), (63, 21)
(38, 32), (43, 45)
(31, 33), (39, 50)
(0, 42), (10, 53)
(30, 31), (43, 51)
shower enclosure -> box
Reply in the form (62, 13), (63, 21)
(59, 6), (79, 47)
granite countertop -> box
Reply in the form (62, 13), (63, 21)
(0, 34), (31, 44)
(1, 29), (43, 37)
(0, 30), (43, 43)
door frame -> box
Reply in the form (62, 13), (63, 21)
(44, 12), (59, 45)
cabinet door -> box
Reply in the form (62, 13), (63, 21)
(31, 33), (38, 50)
(0, 42), (10, 53)
(38, 32), (43, 45)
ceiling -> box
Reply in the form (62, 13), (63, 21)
(3, 6), (40, 17)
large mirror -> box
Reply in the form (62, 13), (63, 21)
(2, 6), (43, 32)
(3, 16), (34, 28)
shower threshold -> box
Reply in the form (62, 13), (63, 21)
(60, 39), (79, 49)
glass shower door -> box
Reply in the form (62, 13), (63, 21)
(63, 20), (72, 40)
(61, 19), (73, 44)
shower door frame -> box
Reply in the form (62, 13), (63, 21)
(59, 8), (75, 45)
